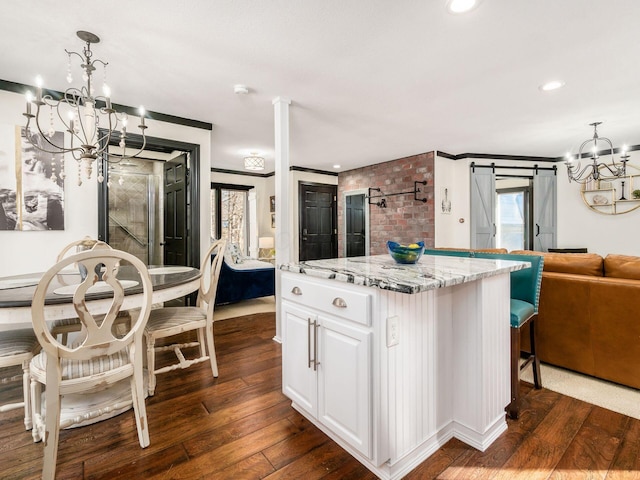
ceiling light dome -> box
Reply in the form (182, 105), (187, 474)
(244, 153), (265, 171)
(446, 0), (482, 14)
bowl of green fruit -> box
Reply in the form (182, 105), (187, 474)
(387, 241), (425, 264)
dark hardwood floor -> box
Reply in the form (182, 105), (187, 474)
(2, 312), (640, 479)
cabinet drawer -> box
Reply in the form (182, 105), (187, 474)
(282, 273), (371, 326)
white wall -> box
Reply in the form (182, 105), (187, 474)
(0, 89), (212, 276)
(557, 159), (640, 256)
(434, 155), (470, 248)
(435, 152), (640, 256)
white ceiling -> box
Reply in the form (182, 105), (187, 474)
(1, 0), (639, 174)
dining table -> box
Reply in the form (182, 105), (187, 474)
(0, 264), (201, 427)
(0, 265), (201, 327)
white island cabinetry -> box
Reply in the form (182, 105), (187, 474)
(279, 254), (528, 480)
(281, 273), (373, 459)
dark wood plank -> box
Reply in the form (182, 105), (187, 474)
(412, 388), (563, 479)
(2, 312), (639, 480)
(490, 395), (593, 480)
(549, 406), (629, 479)
(605, 418), (640, 480)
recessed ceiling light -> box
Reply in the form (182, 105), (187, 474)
(234, 84), (249, 95)
(539, 80), (565, 92)
(446, 0), (482, 14)
(333, 164), (341, 169)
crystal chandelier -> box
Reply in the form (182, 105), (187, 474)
(565, 122), (629, 184)
(23, 31), (147, 186)
(244, 153), (265, 171)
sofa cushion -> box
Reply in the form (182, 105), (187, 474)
(226, 243), (244, 264)
(511, 250), (603, 276)
(604, 254), (640, 280)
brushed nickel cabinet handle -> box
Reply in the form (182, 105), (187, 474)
(308, 318), (313, 368)
(314, 322), (320, 371)
(332, 297), (347, 308)
(291, 286), (302, 295)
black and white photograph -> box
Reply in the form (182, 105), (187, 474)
(0, 124), (18, 230)
(19, 126), (65, 230)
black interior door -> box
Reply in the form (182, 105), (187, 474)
(299, 182), (337, 261)
(163, 154), (187, 265)
(346, 193), (366, 257)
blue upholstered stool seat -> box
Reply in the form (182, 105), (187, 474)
(510, 299), (535, 328)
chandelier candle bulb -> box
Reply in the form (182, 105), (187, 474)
(35, 76), (43, 103)
(103, 84), (112, 110)
(139, 106), (146, 128)
(24, 91), (33, 116)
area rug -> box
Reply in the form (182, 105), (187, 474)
(521, 363), (640, 420)
(215, 296), (275, 320)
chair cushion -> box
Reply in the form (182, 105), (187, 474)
(30, 349), (130, 381)
(510, 299), (535, 328)
(145, 306), (207, 333)
(0, 329), (39, 357)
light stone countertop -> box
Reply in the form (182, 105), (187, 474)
(280, 254), (529, 294)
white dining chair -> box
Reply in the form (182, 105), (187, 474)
(29, 242), (153, 480)
(144, 239), (226, 396)
(0, 329), (40, 430)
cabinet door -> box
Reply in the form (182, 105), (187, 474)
(317, 315), (372, 459)
(282, 301), (318, 416)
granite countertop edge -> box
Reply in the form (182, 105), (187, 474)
(279, 254), (530, 294)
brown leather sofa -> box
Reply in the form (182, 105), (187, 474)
(512, 250), (640, 389)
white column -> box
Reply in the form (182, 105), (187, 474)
(273, 96), (292, 343)
(248, 190), (258, 258)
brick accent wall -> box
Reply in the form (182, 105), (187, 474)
(337, 152), (435, 256)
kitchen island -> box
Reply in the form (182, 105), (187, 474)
(279, 254), (528, 480)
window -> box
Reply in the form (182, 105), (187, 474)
(496, 184), (531, 251)
(210, 183), (253, 254)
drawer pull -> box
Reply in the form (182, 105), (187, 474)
(332, 297), (348, 308)
(291, 286), (302, 296)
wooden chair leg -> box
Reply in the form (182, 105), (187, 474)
(31, 378), (43, 443)
(507, 326), (520, 419)
(205, 324), (218, 378)
(131, 345), (150, 448)
(22, 360), (32, 430)
(146, 335), (157, 397)
(529, 316), (542, 389)
(41, 378), (61, 480)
